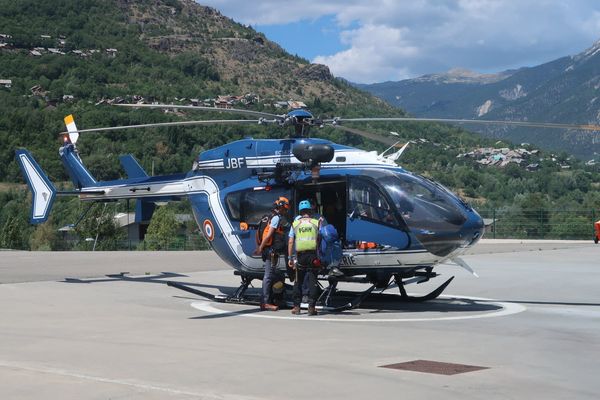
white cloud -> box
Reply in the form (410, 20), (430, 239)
(314, 25), (418, 83)
(197, 0), (600, 83)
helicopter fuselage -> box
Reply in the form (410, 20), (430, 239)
(29, 136), (484, 284)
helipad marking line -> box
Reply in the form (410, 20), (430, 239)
(190, 295), (526, 322)
(0, 361), (226, 399)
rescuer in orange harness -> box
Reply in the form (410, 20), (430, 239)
(254, 196), (290, 311)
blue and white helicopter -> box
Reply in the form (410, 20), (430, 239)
(16, 105), (600, 310)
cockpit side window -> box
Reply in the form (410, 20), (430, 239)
(348, 178), (400, 228)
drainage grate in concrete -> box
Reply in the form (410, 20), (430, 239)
(379, 360), (489, 375)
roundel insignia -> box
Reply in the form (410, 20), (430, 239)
(203, 219), (215, 241)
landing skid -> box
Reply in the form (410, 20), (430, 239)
(167, 275), (260, 305)
(167, 274), (454, 313)
(318, 275), (454, 308)
(393, 275), (455, 302)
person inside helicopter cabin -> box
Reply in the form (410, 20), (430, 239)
(288, 199), (322, 316)
(253, 196), (290, 311)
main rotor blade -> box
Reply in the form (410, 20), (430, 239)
(115, 103), (283, 120)
(330, 125), (404, 147)
(325, 117), (600, 131)
(58, 119), (266, 135)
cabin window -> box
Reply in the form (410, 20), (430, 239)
(335, 156), (346, 162)
(348, 178), (400, 227)
(225, 187), (291, 226)
(225, 191), (242, 220)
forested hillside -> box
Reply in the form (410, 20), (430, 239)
(0, 0), (599, 250)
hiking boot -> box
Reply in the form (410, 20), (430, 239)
(308, 306), (318, 316)
(291, 306), (300, 315)
(261, 303), (279, 311)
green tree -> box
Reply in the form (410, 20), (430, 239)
(29, 220), (58, 250)
(518, 193), (551, 238)
(144, 205), (178, 250)
(0, 215), (30, 250)
(549, 214), (590, 239)
(74, 203), (123, 250)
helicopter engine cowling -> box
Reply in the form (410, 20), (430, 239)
(292, 143), (334, 166)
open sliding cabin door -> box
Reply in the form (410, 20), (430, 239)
(294, 178), (347, 242)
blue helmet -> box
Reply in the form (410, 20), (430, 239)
(298, 199), (312, 211)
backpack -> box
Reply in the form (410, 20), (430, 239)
(319, 224), (342, 267)
(256, 211), (286, 252)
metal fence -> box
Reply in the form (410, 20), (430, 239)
(47, 209), (600, 251)
(57, 235), (212, 251)
(477, 209), (598, 240)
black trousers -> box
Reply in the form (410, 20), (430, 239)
(293, 251), (319, 307)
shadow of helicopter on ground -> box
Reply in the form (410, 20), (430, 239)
(61, 272), (600, 320)
(63, 272), (497, 314)
(188, 292), (509, 320)
(62, 271), (235, 296)
(337, 292), (499, 314)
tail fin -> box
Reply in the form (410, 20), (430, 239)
(60, 115), (97, 189)
(15, 150), (56, 224)
(119, 154), (148, 178)
(116, 156), (155, 222)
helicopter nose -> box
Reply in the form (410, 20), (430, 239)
(413, 209), (484, 257)
(462, 210), (485, 247)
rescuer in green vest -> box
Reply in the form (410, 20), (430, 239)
(288, 199), (321, 315)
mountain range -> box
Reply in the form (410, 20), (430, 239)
(357, 41), (600, 159)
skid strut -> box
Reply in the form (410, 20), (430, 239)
(393, 274), (454, 302)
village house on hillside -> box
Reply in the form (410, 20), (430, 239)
(458, 147), (542, 169)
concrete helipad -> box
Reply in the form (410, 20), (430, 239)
(0, 240), (599, 399)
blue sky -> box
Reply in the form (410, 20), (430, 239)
(198, 1), (600, 84)
(255, 15), (352, 61)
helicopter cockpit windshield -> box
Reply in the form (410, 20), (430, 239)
(354, 169), (473, 256)
(379, 172), (467, 232)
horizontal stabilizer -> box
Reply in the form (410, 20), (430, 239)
(15, 150), (56, 224)
(119, 154), (148, 179)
